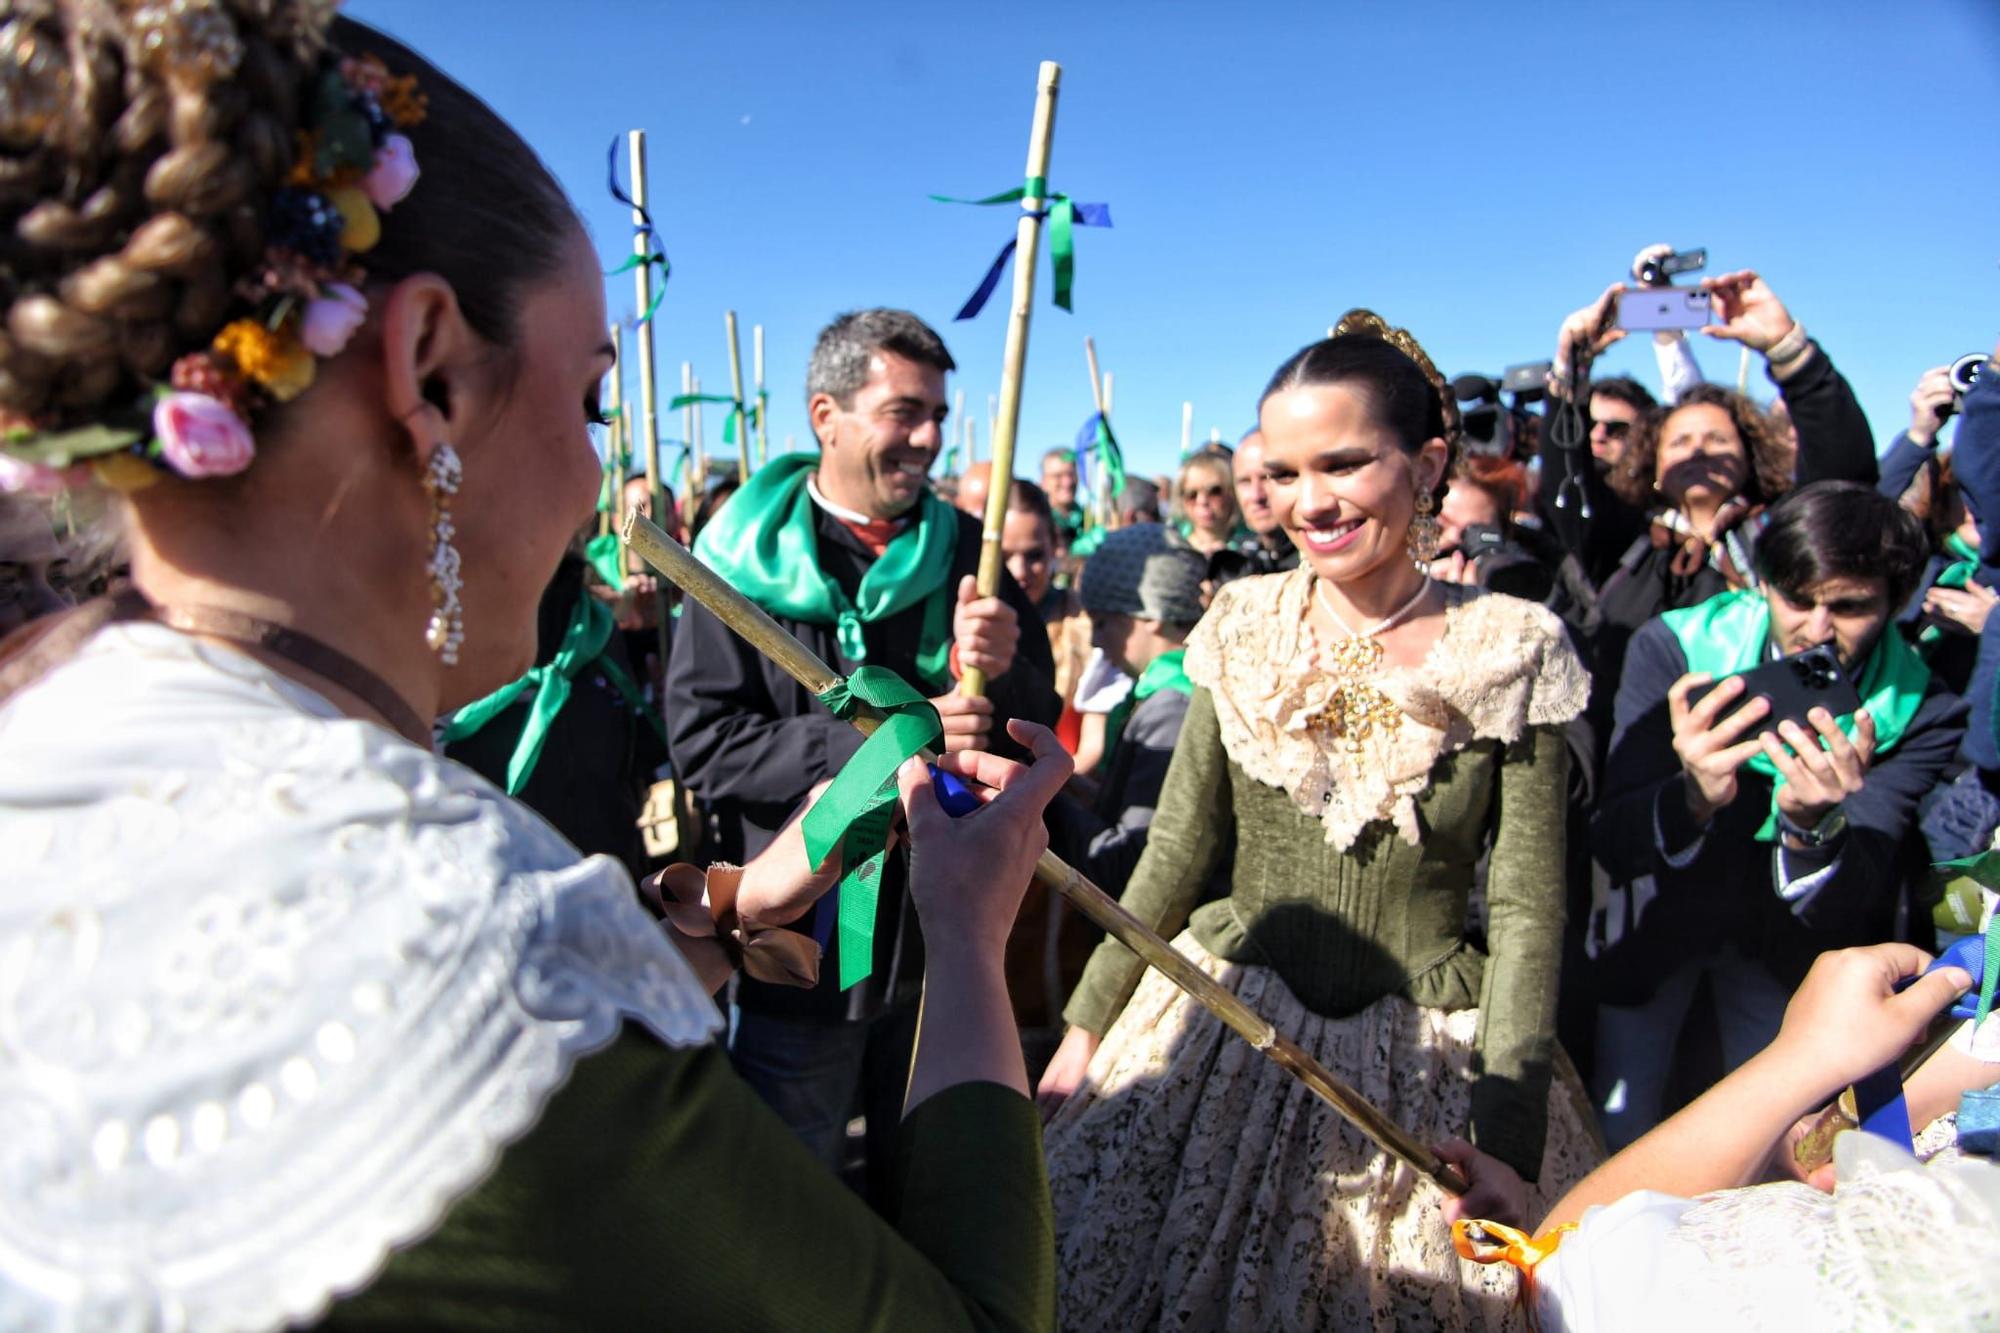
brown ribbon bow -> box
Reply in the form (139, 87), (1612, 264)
(647, 863), (822, 989)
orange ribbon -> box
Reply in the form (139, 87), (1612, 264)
(1451, 1218), (1578, 1331)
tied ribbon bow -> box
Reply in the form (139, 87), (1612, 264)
(1451, 1218), (1577, 1326)
(440, 592), (665, 794)
(931, 176), (1112, 321)
(1073, 410), (1126, 503)
(669, 392), (753, 447)
(605, 137), (671, 327)
(801, 667), (943, 989)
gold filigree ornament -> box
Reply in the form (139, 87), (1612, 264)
(130, 0), (245, 90)
(1306, 576), (1433, 752)
(0, 17), (71, 151)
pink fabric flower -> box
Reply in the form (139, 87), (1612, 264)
(0, 453), (81, 496)
(153, 392), (256, 479)
(362, 134), (419, 210)
(301, 283), (368, 357)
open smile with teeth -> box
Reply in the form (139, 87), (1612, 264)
(890, 460), (930, 481)
(1300, 517), (1365, 550)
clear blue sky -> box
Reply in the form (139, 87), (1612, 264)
(350, 0), (2000, 483)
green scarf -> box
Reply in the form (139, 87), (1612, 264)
(1104, 648), (1193, 758)
(440, 591), (665, 795)
(1919, 532), (1982, 654)
(694, 454), (957, 692)
(1662, 588), (1930, 842)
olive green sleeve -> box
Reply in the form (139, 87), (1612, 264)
(324, 1032), (1053, 1332)
(1470, 723), (1570, 1182)
(1062, 685), (1233, 1036)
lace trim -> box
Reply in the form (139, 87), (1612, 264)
(0, 623), (721, 1332)
(1184, 569), (1588, 849)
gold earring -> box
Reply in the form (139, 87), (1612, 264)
(1406, 487), (1440, 569)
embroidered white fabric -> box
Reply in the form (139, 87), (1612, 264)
(0, 623), (721, 1332)
(1536, 1133), (2000, 1331)
(1183, 568), (1589, 849)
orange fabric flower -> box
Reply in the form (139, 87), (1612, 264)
(212, 319), (315, 403)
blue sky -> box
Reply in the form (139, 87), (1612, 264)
(351, 0), (2000, 483)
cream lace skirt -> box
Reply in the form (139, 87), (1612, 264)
(1044, 933), (1603, 1332)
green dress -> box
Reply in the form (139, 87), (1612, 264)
(1045, 570), (1603, 1331)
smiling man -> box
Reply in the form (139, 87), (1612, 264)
(1586, 480), (1967, 1150)
(664, 308), (1058, 1206)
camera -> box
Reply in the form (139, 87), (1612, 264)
(1637, 247), (1707, 287)
(1950, 353), (1986, 405)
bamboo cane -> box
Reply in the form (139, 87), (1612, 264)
(625, 130), (670, 674)
(619, 510), (1470, 1196)
(986, 394), (997, 454)
(1180, 400), (1193, 457)
(726, 311), (751, 483)
(1102, 371), (1114, 416)
(962, 60), (1062, 699)
(598, 322), (626, 539)
(692, 375), (707, 492)
(953, 388), (966, 475)
(754, 323), (769, 468)
(680, 362), (698, 529)
(1084, 337), (1111, 528)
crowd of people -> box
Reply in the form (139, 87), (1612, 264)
(1, 4), (1997, 1330)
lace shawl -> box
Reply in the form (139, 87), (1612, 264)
(1183, 569), (1588, 849)
(0, 624), (721, 1332)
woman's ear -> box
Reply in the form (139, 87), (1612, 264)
(376, 273), (483, 469)
(1416, 436), (1450, 494)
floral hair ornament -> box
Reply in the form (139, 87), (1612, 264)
(0, 8), (426, 496)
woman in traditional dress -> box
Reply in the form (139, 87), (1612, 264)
(1037, 311), (1604, 1330)
(0, 6), (1062, 1328)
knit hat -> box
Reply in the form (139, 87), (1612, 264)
(1078, 523), (1207, 627)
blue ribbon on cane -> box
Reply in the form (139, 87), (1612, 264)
(931, 178), (1112, 321)
(605, 137), (672, 327)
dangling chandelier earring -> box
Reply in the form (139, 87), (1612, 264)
(1406, 486), (1440, 570)
(423, 442), (465, 665)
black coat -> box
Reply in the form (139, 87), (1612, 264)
(665, 499), (1060, 1021)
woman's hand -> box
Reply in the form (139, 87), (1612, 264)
(1699, 269), (1796, 356)
(1924, 582), (1998, 637)
(1036, 1025), (1101, 1123)
(1764, 943), (1972, 1108)
(1551, 283), (1627, 395)
(736, 780), (841, 927)
(1434, 1138), (1529, 1229)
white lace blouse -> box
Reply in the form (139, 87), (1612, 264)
(0, 622), (720, 1332)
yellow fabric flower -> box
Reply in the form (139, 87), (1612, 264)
(326, 185), (380, 253)
(213, 319), (316, 402)
(91, 453), (161, 493)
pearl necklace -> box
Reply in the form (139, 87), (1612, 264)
(1309, 576), (1433, 751)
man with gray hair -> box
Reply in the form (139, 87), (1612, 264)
(665, 307), (1059, 1206)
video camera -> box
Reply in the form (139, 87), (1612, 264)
(1452, 362), (1553, 460)
(1637, 247), (1707, 287)
(1950, 353), (1987, 407)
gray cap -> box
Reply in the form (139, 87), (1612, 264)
(1078, 523), (1207, 627)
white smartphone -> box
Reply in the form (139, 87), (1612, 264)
(1616, 288), (1712, 332)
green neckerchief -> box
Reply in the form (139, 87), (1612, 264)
(1103, 648), (1193, 758)
(694, 454), (957, 692)
(1919, 532), (1982, 654)
(1661, 588), (1930, 842)
(440, 591), (665, 795)
(583, 532), (624, 591)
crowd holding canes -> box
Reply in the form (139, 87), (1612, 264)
(1, 2), (1999, 1330)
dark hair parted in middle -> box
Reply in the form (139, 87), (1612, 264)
(1259, 312), (1457, 499)
(806, 309), (957, 408)
(1608, 383), (1791, 511)
(1755, 480), (1930, 610)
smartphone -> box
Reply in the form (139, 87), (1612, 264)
(1616, 288), (1712, 333)
(1687, 643), (1862, 740)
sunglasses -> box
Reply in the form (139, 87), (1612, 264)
(1590, 419), (1634, 440)
(1182, 486), (1227, 502)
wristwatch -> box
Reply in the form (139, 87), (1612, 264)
(1778, 806), (1848, 848)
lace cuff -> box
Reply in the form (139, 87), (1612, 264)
(650, 863), (822, 988)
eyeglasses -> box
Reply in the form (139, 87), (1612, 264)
(1182, 486), (1226, 502)
(1589, 419), (1634, 440)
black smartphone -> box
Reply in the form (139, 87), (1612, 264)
(1687, 643), (1862, 740)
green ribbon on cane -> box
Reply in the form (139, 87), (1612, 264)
(440, 591), (665, 794)
(800, 667), (943, 990)
(930, 176), (1113, 319)
(669, 393), (751, 446)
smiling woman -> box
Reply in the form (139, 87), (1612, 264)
(1039, 310), (1603, 1330)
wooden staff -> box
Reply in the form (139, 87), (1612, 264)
(692, 374), (707, 492)
(754, 324), (769, 467)
(963, 60), (1062, 699)
(680, 361), (698, 529)
(986, 393), (997, 453)
(620, 511), (1470, 1196)
(726, 310), (751, 483)
(625, 130), (670, 673)
(1102, 371), (1114, 415)
(1084, 336), (1111, 528)
(598, 321), (626, 539)
(953, 388), (967, 475)
(1180, 400), (1193, 457)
